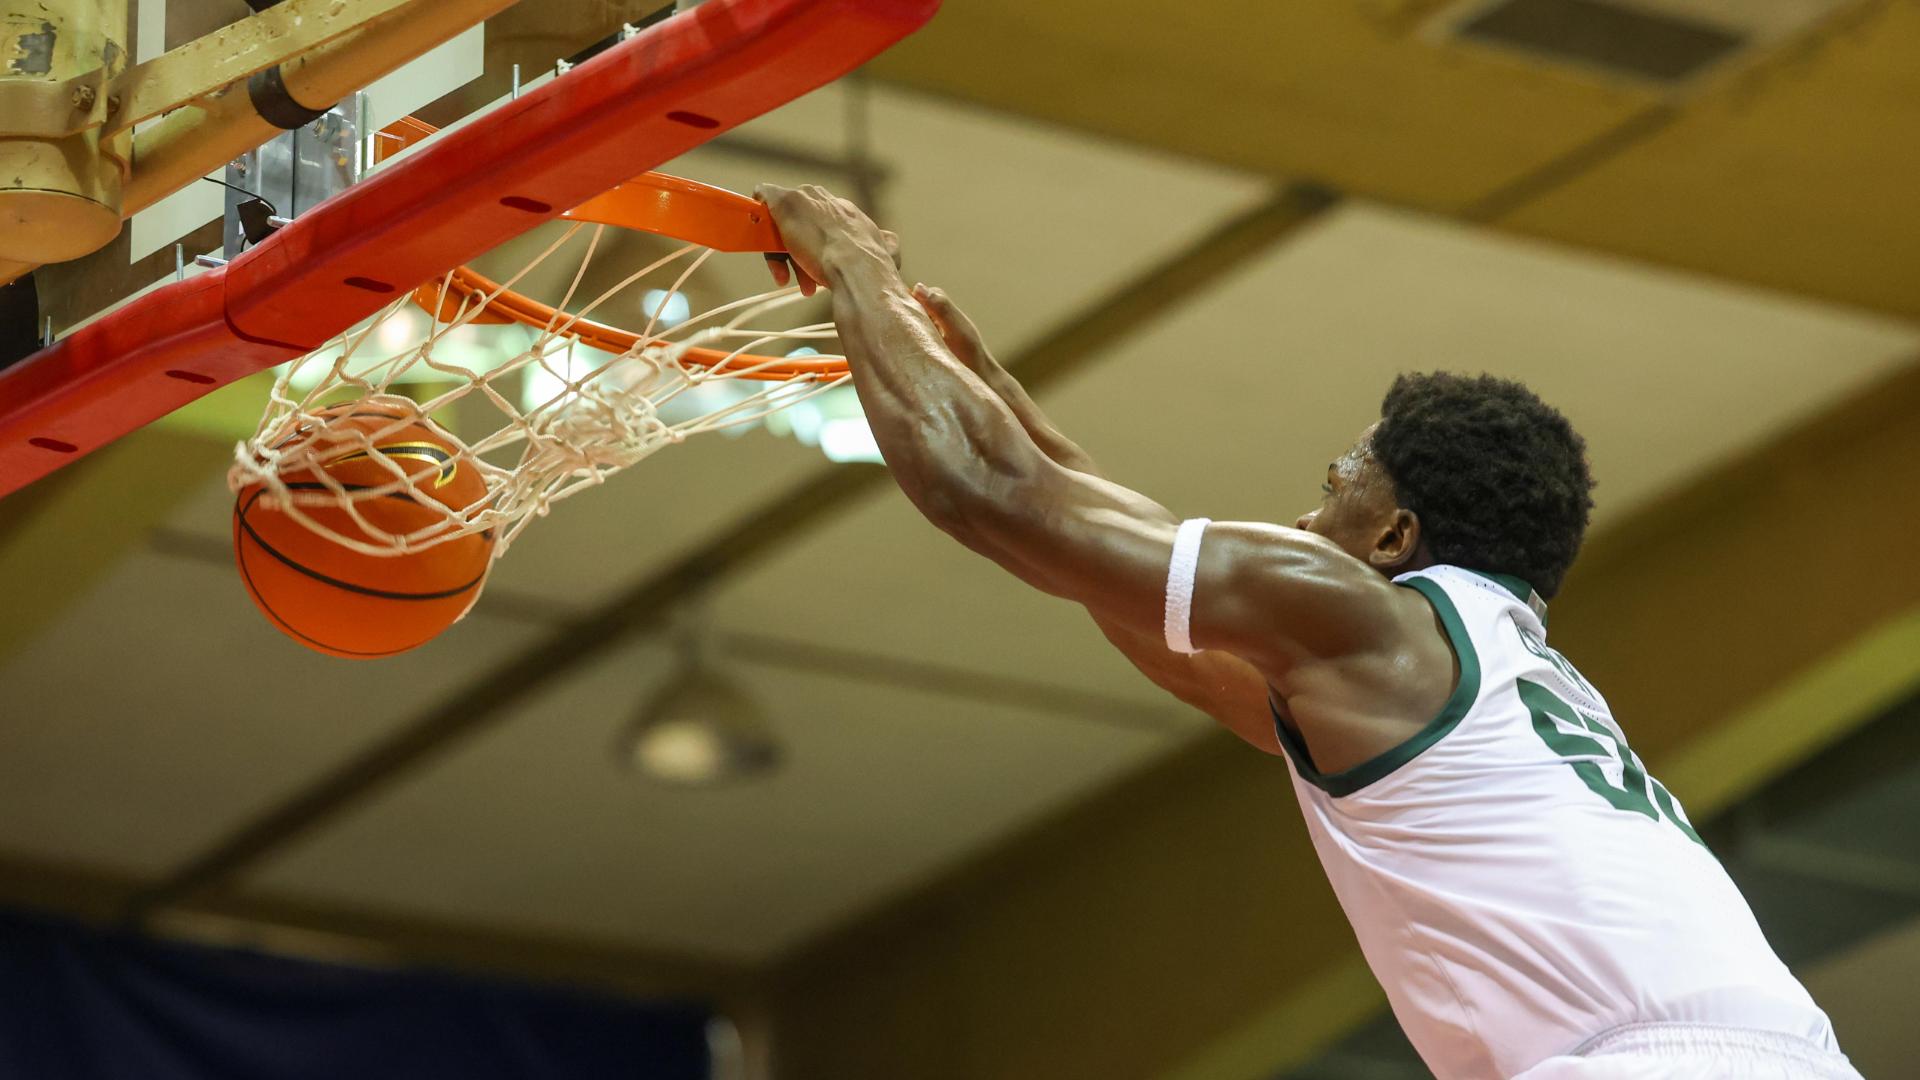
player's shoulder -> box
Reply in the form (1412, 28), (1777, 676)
(1198, 522), (1447, 664)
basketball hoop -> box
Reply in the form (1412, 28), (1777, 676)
(228, 117), (854, 560)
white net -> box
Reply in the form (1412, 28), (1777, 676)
(228, 222), (850, 559)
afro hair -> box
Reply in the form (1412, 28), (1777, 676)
(1370, 372), (1595, 598)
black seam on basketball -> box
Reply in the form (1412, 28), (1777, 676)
(234, 516), (415, 658)
(237, 490), (488, 601)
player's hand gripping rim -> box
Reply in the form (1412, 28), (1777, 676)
(755, 183), (900, 296)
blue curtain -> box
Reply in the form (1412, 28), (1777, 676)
(0, 908), (710, 1080)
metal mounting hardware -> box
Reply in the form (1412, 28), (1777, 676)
(247, 65), (333, 131)
(104, 0), (419, 137)
(0, 0), (416, 140)
(0, 75), (111, 139)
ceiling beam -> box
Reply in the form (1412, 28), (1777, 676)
(1458, 102), (1677, 223)
(720, 630), (1195, 737)
(858, 0), (1920, 322)
(125, 183), (1339, 921)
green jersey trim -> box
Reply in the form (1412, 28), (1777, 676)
(1271, 575), (1483, 797)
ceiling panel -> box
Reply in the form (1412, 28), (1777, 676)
(694, 83), (1275, 349)
(0, 552), (543, 877)
(860, 0), (1920, 324)
(864, 0), (1658, 210)
(1497, 0), (1920, 319)
(239, 637), (1181, 962)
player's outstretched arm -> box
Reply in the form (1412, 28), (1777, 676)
(756, 183), (1402, 687)
(913, 284), (1280, 752)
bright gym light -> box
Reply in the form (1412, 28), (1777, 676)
(641, 288), (691, 328)
(619, 665), (780, 786)
(819, 417), (884, 463)
(520, 339), (621, 414)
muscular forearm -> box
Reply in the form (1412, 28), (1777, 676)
(913, 288), (1104, 478)
(908, 294), (1164, 676)
(957, 355), (1103, 478)
(959, 350), (1143, 670)
(822, 247), (1044, 529)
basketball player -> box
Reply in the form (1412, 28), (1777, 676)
(753, 184), (1862, 1079)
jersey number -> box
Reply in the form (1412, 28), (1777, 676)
(1519, 680), (1705, 847)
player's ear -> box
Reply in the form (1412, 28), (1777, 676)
(1368, 508), (1421, 572)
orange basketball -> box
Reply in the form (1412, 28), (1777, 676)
(232, 402), (495, 659)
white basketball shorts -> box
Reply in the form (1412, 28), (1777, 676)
(1512, 1022), (1863, 1080)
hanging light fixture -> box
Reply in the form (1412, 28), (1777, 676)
(616, 612), (780, 786)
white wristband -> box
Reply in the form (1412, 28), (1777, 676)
(1164, 518), (1211, 655)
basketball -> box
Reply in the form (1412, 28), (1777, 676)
(232, 402), (494, 659)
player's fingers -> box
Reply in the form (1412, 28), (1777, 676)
(911, 283), (948, 331)
(921, 286), (983, 346)
(913, 284), (985, 363)
(755, 184), (817, 228)
(765, 253), (791, 288)
(800, 184), (837, 210)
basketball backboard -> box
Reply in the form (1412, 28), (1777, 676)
(0, 0), (939, 500)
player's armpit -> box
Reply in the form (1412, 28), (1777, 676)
(1184, 649), (1285, 753)
(1092, 610), (1281, 754)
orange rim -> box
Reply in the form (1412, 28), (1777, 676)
(380, 117), (844, 381)
(415, 267), (848, 381)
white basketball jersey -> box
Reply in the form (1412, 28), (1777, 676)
(1277, 565), (1839, 1080)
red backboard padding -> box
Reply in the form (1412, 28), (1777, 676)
(0, 0), (938, 499)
